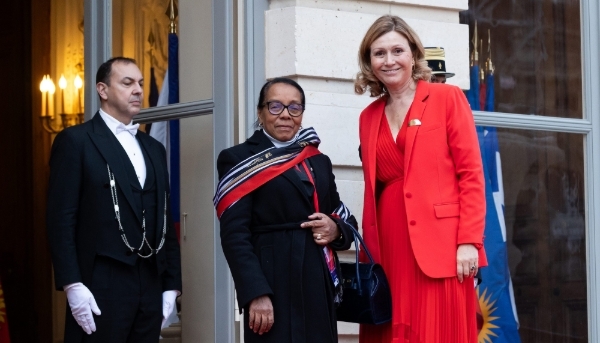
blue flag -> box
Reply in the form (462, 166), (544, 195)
(472, 70), (521, 343)
(484, 73), (494, 112)
(168, 32), (180, 241)
(476, 127), (521, 343)
(466, 65), (480, 111)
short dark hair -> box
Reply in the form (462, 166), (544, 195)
(256, 77), (306, 112)
(96, 57), (137, 86)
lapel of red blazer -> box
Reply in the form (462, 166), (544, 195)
(404, 80), (429, 182)
(364, 98), (386, 201)
(359, 97), (386, 263)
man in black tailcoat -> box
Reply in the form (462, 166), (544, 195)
(47, 57), (182, 343)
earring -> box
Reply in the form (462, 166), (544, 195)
(299, 125), (303, 130)
(258, 122), (263, 128)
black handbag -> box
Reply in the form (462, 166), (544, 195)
(336, 225), (392, 325)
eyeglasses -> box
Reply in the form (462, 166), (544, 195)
(264, 101), (304, 117)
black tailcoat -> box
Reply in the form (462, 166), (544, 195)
(217, 130), (358, 343)
(46, 113), (182, 340)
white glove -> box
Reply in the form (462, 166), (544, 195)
(161, 290), (179, 328)
(64, 282), (102, 335)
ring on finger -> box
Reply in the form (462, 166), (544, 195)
(470, 266), (476, 271)
(316, 233), (322, 240)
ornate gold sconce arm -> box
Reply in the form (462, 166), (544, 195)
(40, 113), (84, 134)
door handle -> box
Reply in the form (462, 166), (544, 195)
(183, 212), (188, 241)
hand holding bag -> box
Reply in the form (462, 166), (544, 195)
(336, 225), (392, 325)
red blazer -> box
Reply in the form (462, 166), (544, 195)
(359, 80), (488, 278)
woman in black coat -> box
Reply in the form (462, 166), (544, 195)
(215, 78), (357, 342)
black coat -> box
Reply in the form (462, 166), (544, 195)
(217, 130), (357, 343)
(46, 113), (182, 292)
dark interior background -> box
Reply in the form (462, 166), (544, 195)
(0, 0), (53, 341)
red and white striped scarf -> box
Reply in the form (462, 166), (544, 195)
(214, 128), (321, 218)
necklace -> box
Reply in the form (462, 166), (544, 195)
(107, 164), (167, 258)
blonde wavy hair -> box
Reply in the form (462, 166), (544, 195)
(355, 15), (431, 97)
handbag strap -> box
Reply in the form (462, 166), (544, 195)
(346, 224), (375, 296)
(347, 224), (374, 264)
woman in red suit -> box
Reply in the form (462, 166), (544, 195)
(355, 15), (487, 342)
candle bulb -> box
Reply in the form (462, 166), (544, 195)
(48, 78), (56, 119)
(40, 75), (48, 117)
(59, 75), (67, 114)
(74, 75), (83, 114)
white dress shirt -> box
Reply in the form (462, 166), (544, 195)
(98, 110), (146, 187)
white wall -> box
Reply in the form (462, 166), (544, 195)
(265, 4), (469, 88)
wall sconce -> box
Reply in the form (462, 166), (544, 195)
(39, 74), (84, 134)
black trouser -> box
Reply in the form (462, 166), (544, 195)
(64, 255), (162, 343)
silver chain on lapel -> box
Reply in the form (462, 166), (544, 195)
(107, 164), (167, 258)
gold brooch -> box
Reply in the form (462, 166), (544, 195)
(408, 119), (422, 127)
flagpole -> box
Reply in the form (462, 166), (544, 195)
(467, 21), (481, 111)
(485, 30), (495, 112)
(471, 21), (478, 67)
(168, 0), (177, 35)
(487, 29), (494, 76)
